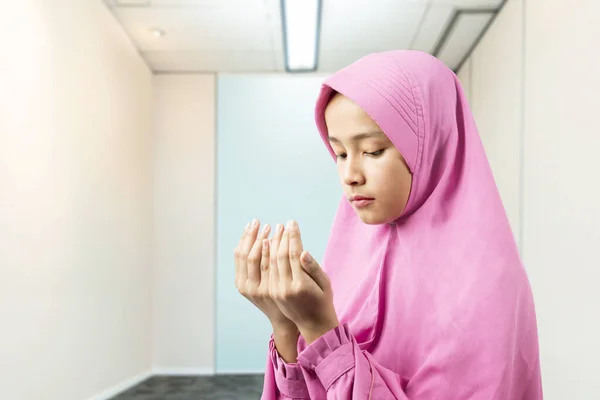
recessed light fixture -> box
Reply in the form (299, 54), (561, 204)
(150, 28), (165, 38)
(280, 0), (322, 72)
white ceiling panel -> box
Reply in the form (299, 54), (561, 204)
(265, 0), (284, 54)
(151, 0), (262, 5)
(111, 0), (151, 5)
(320, 0), (428, 52)
(318, 50), (372, 73)
(410, 4), (455, 53)
(149, 0), (251, 5)
(109, 0), (263, 6)
(436, 11), (494, 70)
(145, 50), (278, 72)
(113, 6), (273, 51)
(102, 0), (504, 72)
(431, 0), (503, 8)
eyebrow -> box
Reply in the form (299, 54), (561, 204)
(328, 131), (386, 143)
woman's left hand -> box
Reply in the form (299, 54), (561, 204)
(269, 220), (339, 344)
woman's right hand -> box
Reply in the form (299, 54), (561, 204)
(235, 219), (297, 332)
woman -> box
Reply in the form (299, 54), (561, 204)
(234, 50), (543, 399)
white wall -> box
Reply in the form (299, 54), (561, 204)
(458, 0), (600, 397)
(0, 1), (154, 399)
(457, 57), (472, 103)
(522, 0), (600, 397)
(215, 75), (339, 373)
(150, 73), (341, 375)
(457, 0), (523, 248)
(470, 0), (524, 249)
(152, 74), (216, 374)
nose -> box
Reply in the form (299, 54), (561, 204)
(342, 157), (365, 186)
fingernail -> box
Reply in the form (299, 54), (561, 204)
(286, 220), (295, 229)
(245, 223), (250, 231)
(262, 224), (270, 233)
(251, 218), (258, 228)
(303, 252), (313, 263)
(276, 224), (283, 233)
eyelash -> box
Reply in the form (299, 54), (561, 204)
(335, 149), (385, 160)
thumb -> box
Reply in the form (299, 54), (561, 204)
(300, 251), (330, 291)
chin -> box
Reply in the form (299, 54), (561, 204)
(356, 211), (389, 225)
(355, 208), (404, 225)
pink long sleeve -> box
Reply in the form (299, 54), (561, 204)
(295, 324), (543, 400)
(296, 324), (406, 399)
(265, 335), (310, 399)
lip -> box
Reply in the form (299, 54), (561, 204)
(350, 195), (374, 201)
(353, 199), (374, 208)
(349, 195), (375, 208)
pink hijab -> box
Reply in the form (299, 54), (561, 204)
(264, 50), (542, 398)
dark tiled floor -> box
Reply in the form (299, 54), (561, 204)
(110, 375), (264, 400)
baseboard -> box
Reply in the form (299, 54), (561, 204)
(152, 367), (215, 376)
(87, 370), (153, 400)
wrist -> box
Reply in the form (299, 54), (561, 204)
(300, 320), (339, 345)
(272, 324), (300, 364)
(271, 320), (299, 336)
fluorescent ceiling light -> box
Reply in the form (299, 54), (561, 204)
(281, 0), (322, 72)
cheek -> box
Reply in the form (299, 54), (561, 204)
(396, 171), (413, 205)
(380, 165), (412, 201)
(336, 164), (344, 182)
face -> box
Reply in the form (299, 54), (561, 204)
(324, 93), (413, 225)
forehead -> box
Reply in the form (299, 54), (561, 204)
(324, 94), (384, 140)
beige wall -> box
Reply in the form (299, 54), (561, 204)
(471, 0), (523, 249)
(151, 74), (216, 374)
(458, 0), (600, 397)
(458, 0), (523, 248)
(457, 57), (472, 103)
(523, 0), (600, 397)
(0, 1), (154, 399)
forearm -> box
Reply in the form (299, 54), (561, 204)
(272, 324), (300, 363)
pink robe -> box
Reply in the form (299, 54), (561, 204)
(261, 50), (543, 399)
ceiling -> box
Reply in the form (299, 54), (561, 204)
(103, 0), (505, 73)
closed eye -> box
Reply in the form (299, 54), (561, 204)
(367, 149), (385, 157)
(336, 149), (385, 159)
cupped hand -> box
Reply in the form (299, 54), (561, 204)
(269, 220), (339, 344)
(234, 219), (297, 332)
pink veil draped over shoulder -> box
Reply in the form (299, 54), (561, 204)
(262, 50), (542, 399)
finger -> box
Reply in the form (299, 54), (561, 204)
(242, 218), (260, 254)
(301, 251), (330, 291)
(269, 239), (279, 288)
(239, 219), (259, 282)
(269, 224), (284, 285)
(277, 222), (293, 282)
(270, 223), (284, 255)
(287, 220), (304, 281)
(235, 222), (251, 284)
(260, 239), (270, 284)
(248, 223), (270, 282)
